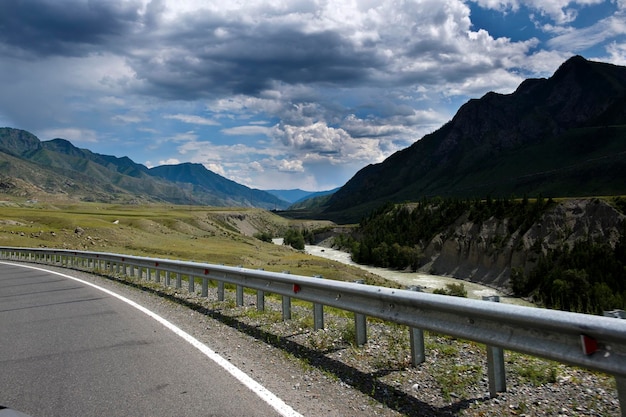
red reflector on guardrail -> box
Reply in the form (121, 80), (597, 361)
(581, 334), (598, 355)
(293, 284), (301, 293)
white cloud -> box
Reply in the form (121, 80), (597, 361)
(470, 0), (605, 24)
(605, 41), (626, 65)
(205, 163), (226, 176)
(164, 113), (220, 126)
(156, 158), (181, 166)
(277, 159), (304, 173)
(221, 125), (273, 136)
(249, 161), (264, 172)
(112, 114), (144, 124)
(41, 127), (98, 143)
(548, 11), (626, 50)
(274, 122), (344, 151)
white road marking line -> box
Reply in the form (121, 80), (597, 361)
(1, 262), (303, 417)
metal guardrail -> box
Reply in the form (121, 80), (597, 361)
(2, 247), (626, 414)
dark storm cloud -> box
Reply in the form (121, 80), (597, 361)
(0, 0), (383, 100)
(130, 21), (384, 100)
(0, 0), (517, 104)
(0, 0), (142, 57)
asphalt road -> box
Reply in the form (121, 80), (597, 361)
(0, 262), (295, 417)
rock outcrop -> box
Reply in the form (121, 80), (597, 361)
(420, 199), (625, 291)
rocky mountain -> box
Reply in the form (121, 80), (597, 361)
(322, 56), (626, 222)
(0, 127), (288, 209)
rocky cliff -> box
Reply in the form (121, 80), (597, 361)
(421, 198), (625, 291)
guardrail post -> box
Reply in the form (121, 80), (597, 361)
(188, 275), (195, 293)
(155, 269), (161, 284)
(311, 274), (325, 330)
(355, 312), (367, 346)
(604, 312), (626, 416)
(282, 295), (292, 321)
(257, 289), (265, 311)
(408, 286), (426, 366)
(217, 281), (225, 301)
(354, 280), (367, 346)
(615, 376), (626, 417)
(314, 303), (324, 330)
(483, 296), (506, 397)
(165, 271), (171, 286)
(236, 285), (244, 306)
(202, 277), (209, 297)
(176, 273), (182, 289)
(281, 271), (292, 320)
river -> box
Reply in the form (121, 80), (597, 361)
(293, 241), (530, 306)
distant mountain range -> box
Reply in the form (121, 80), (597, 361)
(0, 128), (291, 209)
(265, 188), (340, 204)
(317, 56), (626, 222)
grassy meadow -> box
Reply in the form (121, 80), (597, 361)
(0, 200), (392, 286)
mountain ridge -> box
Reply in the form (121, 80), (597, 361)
(0, 127), (289, 209)
(320, 56), (626, 222)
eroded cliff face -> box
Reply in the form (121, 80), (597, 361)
(420, 199), (625, 291)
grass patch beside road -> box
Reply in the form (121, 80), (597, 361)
(0, 201), (387, 285)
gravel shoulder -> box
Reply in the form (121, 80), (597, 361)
(37, 264), (621, 417)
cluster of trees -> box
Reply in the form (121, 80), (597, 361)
(334, 196), (554, 271)
(283, 228), (306, 250)
(511, 229), (626, 314)
(253, 231), (273, 243)
(256, 228), (317, 250)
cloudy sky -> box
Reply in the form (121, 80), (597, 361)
(1, 1), (625, 191)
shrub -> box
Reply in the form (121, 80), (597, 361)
(283, 228), (305, 250)
(433, 283), (468, 297)
(253, 231), (273, 243)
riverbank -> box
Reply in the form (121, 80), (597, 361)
(300, 242), (531, 306)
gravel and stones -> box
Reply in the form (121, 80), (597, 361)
(39, 265), (621, 416)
